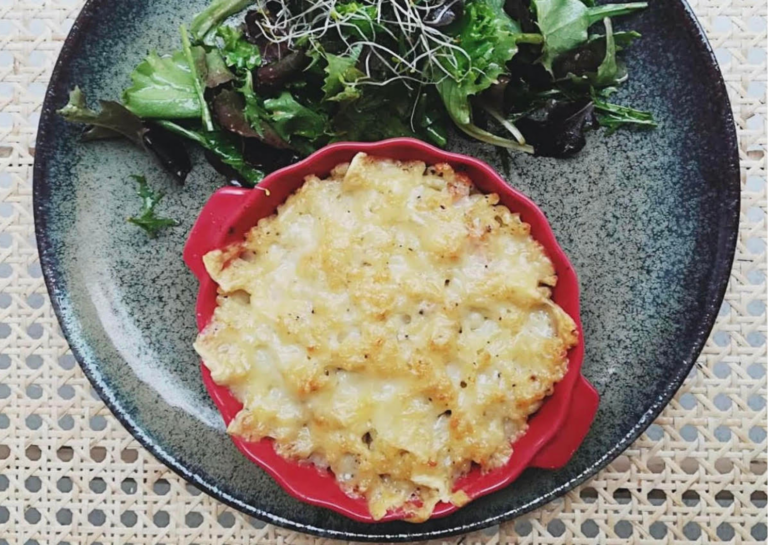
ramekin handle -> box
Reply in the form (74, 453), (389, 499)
(530, 376), (599, 469)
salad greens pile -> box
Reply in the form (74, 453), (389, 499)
(59, 0), (655, 194)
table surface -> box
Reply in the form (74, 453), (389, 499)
(1, 0), (766, 543)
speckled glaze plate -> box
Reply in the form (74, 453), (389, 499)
(33, 0), (739, 541)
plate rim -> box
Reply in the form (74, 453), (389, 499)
(32, 0), (741, 541)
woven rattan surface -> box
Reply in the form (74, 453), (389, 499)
(0, 0), (766, 543)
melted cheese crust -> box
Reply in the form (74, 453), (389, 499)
(194, 153), (578, 521)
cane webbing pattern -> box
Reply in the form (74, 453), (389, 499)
(0, 0), (765, 543)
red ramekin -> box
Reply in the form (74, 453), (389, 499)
(183, 138), (599, 523)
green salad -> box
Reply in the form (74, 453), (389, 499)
(60, 0), (655, 198)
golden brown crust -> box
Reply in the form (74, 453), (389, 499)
(194, 153), (578, 521)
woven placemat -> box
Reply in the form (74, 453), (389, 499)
(0, 0), (765, 543)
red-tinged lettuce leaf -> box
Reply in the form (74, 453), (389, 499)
(155, 120), (265, 186)
(57, 87), (146, 146)
(142, 124), (192, 183)
(515, 98), (597, 157)
(213, 87), (291, 151)
(257, 50), (310, 93)
(235, 74), (295, 150)
(213, 88), (261, 138)
(58, 88), (193, 183)
(205, 50), (235, 87)
(244, 9), (290, 64)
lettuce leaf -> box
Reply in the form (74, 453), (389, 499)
(57, 87), (146, 145)
(532, 0), (646, 70)
(434, 0), (534, 152)
(156, 120), (265, 185)
(205, 50), (235, 87)
(332, 85), (448, 147)
(127, 175), (179, 237)
(332, 88), (417, 142)
(593, 97), (657, 133)
(436, 0), (522, 125)
(263, 92), (330, 153)
(322, 46), (365, 102)
(236, 72), (293, 149)
(216, 25), (261, 73)
(123, 49), (203, 119)
(180, 25), (214, 130)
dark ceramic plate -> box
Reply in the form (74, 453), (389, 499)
(34, 0), (739, 541)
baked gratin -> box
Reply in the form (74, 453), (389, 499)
(194, 153), (578, 521)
